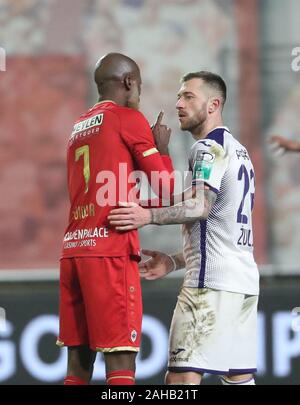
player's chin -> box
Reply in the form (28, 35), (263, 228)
(179, 121), (189, 131)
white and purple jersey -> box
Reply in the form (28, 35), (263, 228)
(182, 126), (259, 295)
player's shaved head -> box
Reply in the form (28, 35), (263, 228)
(94, 53), (141, 109)
(94, 53), (140, 92)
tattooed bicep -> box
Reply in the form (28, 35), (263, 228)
(204, 188), (217, 209)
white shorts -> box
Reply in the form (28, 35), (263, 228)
(168, 287), (258, 375)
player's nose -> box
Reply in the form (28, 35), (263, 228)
(176, 98), (185, 109)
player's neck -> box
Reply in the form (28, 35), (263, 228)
(94, 99), (116, 107)
(192, 118), (224, 140)
(97, 93), (126, 107)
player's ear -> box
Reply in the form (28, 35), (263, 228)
(123, 74), (132, 91)
(209, 98), (220, 113)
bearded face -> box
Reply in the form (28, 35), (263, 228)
(176, 78), (211, 135)
(178, 102), (208, 132)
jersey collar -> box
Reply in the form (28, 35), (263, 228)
(93, 100), (116, 108)
(192, 126), (230, 147)
(207, 126), (229, 135)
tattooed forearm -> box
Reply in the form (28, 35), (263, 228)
(150, 189), (217, 225)
(171, 252), (185, 271)
(141, 184), (207, 208)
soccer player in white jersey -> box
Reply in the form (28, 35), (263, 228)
(108, 71), (260, 385)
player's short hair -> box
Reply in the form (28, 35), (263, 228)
(181, 71), (227, 108)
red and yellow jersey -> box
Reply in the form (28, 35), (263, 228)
(62, 101), (174, 260)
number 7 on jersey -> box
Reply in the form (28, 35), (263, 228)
(75, 145), (90, 193)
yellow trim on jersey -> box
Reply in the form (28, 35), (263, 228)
(143, 147), (159, 157)
(56, 341), (139, 353)
(107, 376), (135, 383)
(96, 346), (139, 353)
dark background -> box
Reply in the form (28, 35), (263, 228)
(0, 277), (299, 385)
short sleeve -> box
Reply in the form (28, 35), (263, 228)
(190, 139), (229, 193)
(119, 108), (174, 197)
(120, 109), (159, 161)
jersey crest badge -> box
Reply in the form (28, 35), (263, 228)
(131, 330), (137, 342)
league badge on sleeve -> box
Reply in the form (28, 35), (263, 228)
(193, 150), (215, 180)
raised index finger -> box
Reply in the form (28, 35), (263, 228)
(154, 110), (164, 126)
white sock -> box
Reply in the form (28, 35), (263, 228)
(220, 377), (255, 385)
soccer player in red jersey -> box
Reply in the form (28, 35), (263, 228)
(57, 53), (174, 385)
